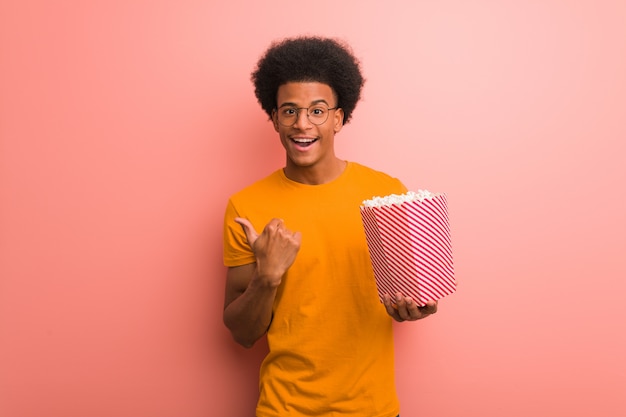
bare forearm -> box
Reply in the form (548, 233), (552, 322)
(223, 278), (278, 348)
(224, 217), (300, 347)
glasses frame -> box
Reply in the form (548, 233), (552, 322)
(274, 105), (339, 127)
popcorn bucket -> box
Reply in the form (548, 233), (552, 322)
(360, 191), (456, 306)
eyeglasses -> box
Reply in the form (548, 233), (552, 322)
(275, 105), (339, 127)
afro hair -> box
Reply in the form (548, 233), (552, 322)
(251, 36), (365, 124)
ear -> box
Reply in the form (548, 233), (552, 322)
(271, 110), (280, 132)
(333, 108), (344, 133)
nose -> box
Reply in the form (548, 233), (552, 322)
(293, 109), (313, 130)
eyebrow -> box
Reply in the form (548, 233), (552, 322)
(277, 99), (331, 108)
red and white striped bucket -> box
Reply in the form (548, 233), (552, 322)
(360, 193), (456, 306)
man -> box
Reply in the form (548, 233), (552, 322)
(222, 36), (438, 417)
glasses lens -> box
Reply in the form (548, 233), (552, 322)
(307, 106), (328, 125)
(278, 108), (297, 126)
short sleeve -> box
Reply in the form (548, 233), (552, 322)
(222, 198), (256, 267)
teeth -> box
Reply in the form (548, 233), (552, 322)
(293, 138), (315, 143)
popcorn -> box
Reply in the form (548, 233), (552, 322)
(360, 190), (456, 306)
(362, 190), (438, 207)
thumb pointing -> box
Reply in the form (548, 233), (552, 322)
(234, 217), (259, 247)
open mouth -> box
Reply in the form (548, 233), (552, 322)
(291, 137), (318, 148)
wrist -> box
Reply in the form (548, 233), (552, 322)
(251, 270), (282, 289)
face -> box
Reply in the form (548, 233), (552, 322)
(272, 82), (344, 181)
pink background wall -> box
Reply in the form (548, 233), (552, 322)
(1, 1), (625, 416)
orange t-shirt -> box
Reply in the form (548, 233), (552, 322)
(223, 162), (407, 417)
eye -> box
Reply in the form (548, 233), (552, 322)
(310, 106), (326, 116)
(282, 107), (297, 116)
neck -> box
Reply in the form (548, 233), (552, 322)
(284, 158), (347, 185)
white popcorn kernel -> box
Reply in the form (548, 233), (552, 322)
(361, 190), (437, 207)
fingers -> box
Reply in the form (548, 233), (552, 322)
(291, 230), (303, 244)
(266, 218), (285, 232)
(394, 293), (414, 321)
(383, 293), (404, 322)
(384, 292), (438, 322)
(266, 218), (302, 247)
(419, 300), (438, 315)
(235, 217), (301, 249)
